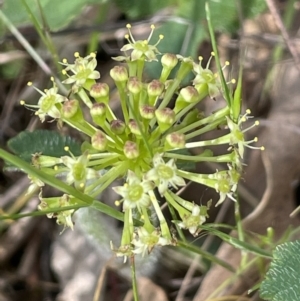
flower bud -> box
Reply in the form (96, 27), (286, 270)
(124, 141), (139, 159)
(91, 130), (108, 151)
(110, 66), (128, 82)
(90, 103), (106, 126)
(179, 86), (199, 103)
(160, 54), (178, 82)
(127, 77), (143, 95)
(90, 83), (109, 103)
(174, 86), (200, 113)
(128, 119), (142, 136)
(161, 53), (178, 69)
(155, 108), (175, 132)
(33, 154), (62, 167)
(165, 132), (186, 149)
(147, 80), (164, 105)
(139, 104), (155, 119)
(62, 99), (79, 119)
(110, 119), (126, 135)
(176, 55), (194, 81)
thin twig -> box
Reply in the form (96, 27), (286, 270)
(265, 0), (300, 74)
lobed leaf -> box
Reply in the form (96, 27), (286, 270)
(7, 130), (81, 162)
(260, 240), (300, 301)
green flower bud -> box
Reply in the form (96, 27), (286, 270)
(110, 66), (128, 82)
(165, 132), (186, 149)
(91, 130), (108, 151)
(90, 103), (106, 126)
(147, 80), (164, 105)
(127, 77), (143, 94)
(139, 104), (155, 119)
(160, 53), (178, 82)
(176, 55), (194, 81)
(161, 53), (178, 69)
(155, 108), (175, 132)
(110, 119), (126, 135)
(128, 119), (142, 136)
(90, 83), (109, 103)
(32, 153), (62, 168)
(179, 86), (199, 103)
(62, 99), (79, 119)
(124, 141), (139, 159)
(174, 86), (200, 113)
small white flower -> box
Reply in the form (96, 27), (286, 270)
(120, 24), (162, 61)
(61, 53), (100, 87)
(177, 203), (209, 236)
(27, 175), (44, 195)
(131, 227), (169, 256)
(213, 170), (237, 206)
(112, 171), (153, 211)
(226, 110), (261, 159)
(110, 242), (133, 263)
(38, 193), (75, 230)
(61, 151), (98, 190)
(145, 153), (185, 195)
(24, 80), (66, 122)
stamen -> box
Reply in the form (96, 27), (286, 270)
(206, 52), (214, 69)
(115, 200), (121, 206)
(147, 24), (155, 42)
(242, 120), (259, 133)
(153, 34), (164, 47)
(126, 23), (135, 42)
(74, 52), (80, 58)
(222, 61), (230, 70)
(64, 146), (76, 159)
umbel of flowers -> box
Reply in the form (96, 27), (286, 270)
(21, 24), (263, 261)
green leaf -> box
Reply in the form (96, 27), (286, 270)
(7, 130), (81, 162)
(260, 240), (300, 301)
(112, 0), (173, 19)
(1, 0), (105, 32)
(178, 0), (266, 33)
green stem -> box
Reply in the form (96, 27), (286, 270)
(130, 256), (139, 301)
(177, 106), (229, 135)
(116, 83), (129, 124)
(164, 150), (235, 163)
(185, 118), (225, 140)
(78, 89), (93, 108)
(234, 197), (248, 267)
(205, 3), (231, 106)
(0, 10), (66, 92)
(178, 241), (235, 272)
(185, 132), (231, 149)
(63, 118), (96, 137)
(0, 148), (125, 222)
(85, 162), (127, 195)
